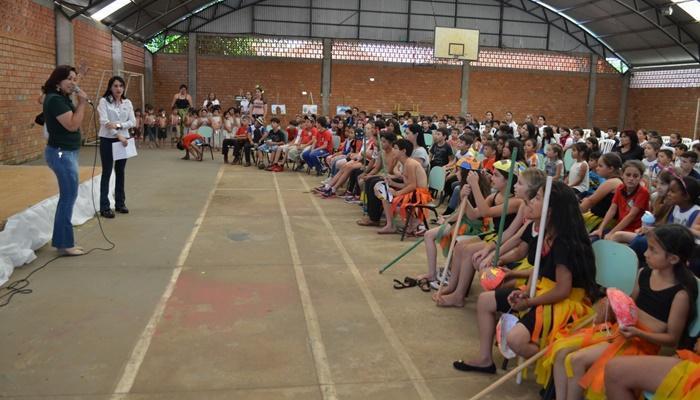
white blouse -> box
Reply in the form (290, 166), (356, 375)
(97, 97), (136, 139)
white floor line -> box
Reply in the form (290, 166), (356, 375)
(272, 173), (338, 400)
(297, 175), (437, 400)
(111, 166), (225, 398)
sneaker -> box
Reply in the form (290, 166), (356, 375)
(273, 164), (284, 172)
(295, 164), (305, 172)
(321, 188), (336, 198)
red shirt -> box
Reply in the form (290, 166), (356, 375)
(182, 133), (204, 149)
(286, 127), (298, 142)
(612, 184), (650, 232)
(299, 127), (316, 145)
(235, 125), (249, 139)
(482, 156), (496, 172)
(316, 129), (333, 153)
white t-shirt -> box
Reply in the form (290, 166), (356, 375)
(567, 160), (589, 192)
(668, 204), (700, 227)
(411, 146), (430, 171)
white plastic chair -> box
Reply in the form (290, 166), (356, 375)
(599, 139), (616, 154)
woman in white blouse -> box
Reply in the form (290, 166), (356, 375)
(97, 76), (136, 218)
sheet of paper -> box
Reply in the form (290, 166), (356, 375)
(112, 138), (137, 160)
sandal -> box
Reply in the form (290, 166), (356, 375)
(393, 277), (418, 290)
(356, 219), (380, 227)
(417, 278), (432, 292)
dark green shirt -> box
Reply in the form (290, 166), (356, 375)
(44, 92), (81, 150)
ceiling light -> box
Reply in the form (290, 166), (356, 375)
(671, 0), (700, 22)
(301, 91), (308, 96)
(91, 0), (131, 22)
(369, 77), (375, 82)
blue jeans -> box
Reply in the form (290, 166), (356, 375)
(45, 146), (79, 248)
(303, 149), (329, 172)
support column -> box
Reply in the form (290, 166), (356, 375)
(618, 73), (630, 130)
(55, 7), (74, 66)
(111, 34), (123, 76)
(144, 51), (154, 107)
(321, 38), (332, 117)
(586, 54), (598, 128)
(188, 33), (197, 103)
(460, 62), (470, 116)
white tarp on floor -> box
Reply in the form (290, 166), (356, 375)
(0, 175), (113, 286)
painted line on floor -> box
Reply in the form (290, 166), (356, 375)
(111, 166), (225, 398)
(272, 173), (338, 400)
(297, 175), (437, 400)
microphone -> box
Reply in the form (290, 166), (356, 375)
(72, 85), (93, 104)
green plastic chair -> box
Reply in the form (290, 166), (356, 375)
(592, 240), (638, 295)
(401, 166), (446, 241)
(423, 133), (434, 148)
(563, 148), (575, 173)
(536, 153), (546, 171)
(193, 126), (214, 160)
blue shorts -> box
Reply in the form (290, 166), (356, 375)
(258, 144), (278, 153)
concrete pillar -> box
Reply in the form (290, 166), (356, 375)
(144, 51), (154, 107)
(460, 62), (470, 116)
(618, 73), (630, 130)
(188, 33), (197, 103)
(111, 34), (124, 76)
(586, 54), (598, 128)
(54, 8), (73, 66)
(321, 38), (332, 117)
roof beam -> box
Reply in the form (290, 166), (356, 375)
(124, 0), (199, 41)
(609, 0), (699, 64)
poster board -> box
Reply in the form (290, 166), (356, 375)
(271, 104), (286, 115)
(302, 104), (318, 115)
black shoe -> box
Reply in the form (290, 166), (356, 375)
(452, 360), (496, 374)
(100, 209), (115, 218)
(115, 206), (129, 214)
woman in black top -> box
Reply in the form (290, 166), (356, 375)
(42, 65), (90, 256)
(617, 129), (644, 162)
(171, 84), (192, 137)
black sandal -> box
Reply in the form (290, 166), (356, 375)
(417, 278), (432, 292)
(393, 277), (418, 289)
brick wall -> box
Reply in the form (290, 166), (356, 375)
(627, 87), (700, 138)
(593, 75), (622, 130)
(331, 63), (461, 116)
(153, 54), (187, 112)
(0, 0), (55, 164)
(153, 56), (629, 129)
(123, 41), (145, 113)
(74, 19), (112, 141)
(197, 56), (321, 124)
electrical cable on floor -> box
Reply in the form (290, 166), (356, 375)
(0, 102), (116, 307)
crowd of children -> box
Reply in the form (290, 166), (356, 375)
(138, 95), (700, 398)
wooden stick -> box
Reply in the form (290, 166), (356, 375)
(469, 313), (596, 400)
(516, 175), (554, 384)
(378, 238), (425, 274)
(491, 148), (519, 268)
(436, 198), (467, 289)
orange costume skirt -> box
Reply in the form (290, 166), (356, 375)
(654, 350), (700, 400)
(547, 323), (659, 400)
(390, 187), (433, 222)
(523, 278), (594, 386)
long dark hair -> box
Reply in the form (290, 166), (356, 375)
(646, 224), (698, 347)
(102, 76), (128, 103)
(506, 139), (525, 163)
(546, 181), (598, 300)
(42, 65), (76, 95)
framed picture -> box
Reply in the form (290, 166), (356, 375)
(302, 104), (318, 115)
(271, 104), (286, 115)
(336, 105), (351, 115)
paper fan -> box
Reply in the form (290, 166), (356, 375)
(607, 288), (638, 328)
(480, 267), (507, 291)
(496, 313), (519, 359)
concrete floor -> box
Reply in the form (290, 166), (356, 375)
(0, 147), (540, 399)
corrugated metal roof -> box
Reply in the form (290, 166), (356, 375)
(54, 0), (700, 69)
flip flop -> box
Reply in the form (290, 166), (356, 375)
(393, 277), (418, 289)
(377, 230), (398, 235)
(452, 360), (496, 374)
(417, 278), (432, 292)
(356, 219), (380, 226)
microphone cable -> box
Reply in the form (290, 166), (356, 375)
(0, 100), (116, 307)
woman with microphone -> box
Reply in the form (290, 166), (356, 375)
(97, 76), (136, 218)
(42, 65), (89, 256)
